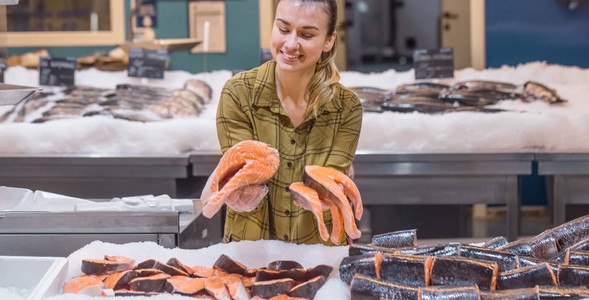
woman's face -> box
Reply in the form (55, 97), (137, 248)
(271, 0), (335, 74)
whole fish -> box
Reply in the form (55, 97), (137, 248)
(524, 81), (567, 104)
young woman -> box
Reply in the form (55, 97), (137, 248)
(216, 0), (362, 245)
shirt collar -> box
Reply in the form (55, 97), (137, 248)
(252, 60), (343, 114)
(252, 60), (277, 108)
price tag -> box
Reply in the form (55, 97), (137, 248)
(413, 48), (455, 80)
(39, 57), (76, 86)
(127, 48), (168, 79)
(0, 62), (6, 83)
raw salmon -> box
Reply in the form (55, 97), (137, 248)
(303, 165), (362, 240)
(431, 256), (498, 291)
(325, 200), (345, 245)
(419, 286), (480, 300)
(62, 274), (105, 294)
(81, 258), (133, 275)
(200, 140), (279, 218)
(350, 273), (419, 299)
(163, 276), (205, 295)
(303, 165), (363, 219)
(289, 182), (330, 242)
(268, 260), (303, 270)
(204, 276), (232, 300)
(496, 263), (556, 290)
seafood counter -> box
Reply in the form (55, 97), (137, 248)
(1, 61), (589, 154)
(34, 214), (589, 299)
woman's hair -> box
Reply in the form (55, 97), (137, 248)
(282, 0), (340, 118)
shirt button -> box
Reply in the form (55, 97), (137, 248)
(284, 234), (289, 241)
(290, 139), (296, 145)
(287, 162), (292, 167)
(285, 210), (291, 216)
(285, 186), (289, 192)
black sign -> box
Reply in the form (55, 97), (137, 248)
(39, 57), (76, 86)
(0, 62), (5, 83)
(413, 48), (454, 80)
(128, 48), (168, 79)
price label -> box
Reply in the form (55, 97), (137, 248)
(413, 48), (455, 80)
(127, 48), (168, 79)
(39, 57), (76, 86)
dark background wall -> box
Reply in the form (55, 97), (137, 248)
(485, 0), (589, 68)
(6, 0), (262, 73)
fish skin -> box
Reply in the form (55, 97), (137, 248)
(349, 273), (419, 300)
(213, 254), (248, 275)
(537, 285), (589, 298)
(419, 285), (480, 300)
(395, 82), (450, 93)
(524, 81), (567, 104)
(479, 286), (539, 300)
(268, 260), (303, 271)
(558, 265), (589, 287)
(339, 253), (381, 285)
(371, 229), (417, 249)
(348, 243), (398, 257)
(549, 215), (589, 250)
(451, 80), (518, 93)
(498, 239), (534, 257)
(163, 276), (205, 295)
(305, 264), (333, 281)
(459, 245), (519, 272)
(496, 263), (557, 290)
(569, 236), (589, 251)
(430, 256), (498, 291)
(289, 182), (330, 242)
(399, 243), (460, 257)
(527, 231), (560, 259)
(200, 140), (279, 219)
(379, 254), (431, 287)
(287, 275), (326, 299)
(566, 249), (589, 266)
(481, 236), (509, 250)
(251, 278), (296, 299)
(517, 256), (560, 275)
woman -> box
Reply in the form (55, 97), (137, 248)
(216, 0), (362, 245)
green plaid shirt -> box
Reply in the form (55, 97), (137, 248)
(216, 60), (362, 245)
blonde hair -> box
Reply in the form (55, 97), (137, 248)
(290, 0), (340, 118)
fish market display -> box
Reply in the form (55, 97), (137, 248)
(0, 78), (212, 123)
(290, 165), (364, 245)
(199, 140), (280, 219)
(62, 254), (332, 299)
(350, 79), (566, 114)
(343, 216), (589, 299)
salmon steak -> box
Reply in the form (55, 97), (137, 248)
(200, 140), (280, 218)
(289, 165), (363, 242)
(303, 165), (363, 220)
(289, 182), (330, 242)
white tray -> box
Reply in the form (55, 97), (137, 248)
(0, 255), (67, 300)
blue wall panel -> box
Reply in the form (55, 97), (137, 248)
(486, 0), (589, 68)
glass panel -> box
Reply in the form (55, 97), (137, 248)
(6, 0), (111, 32)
